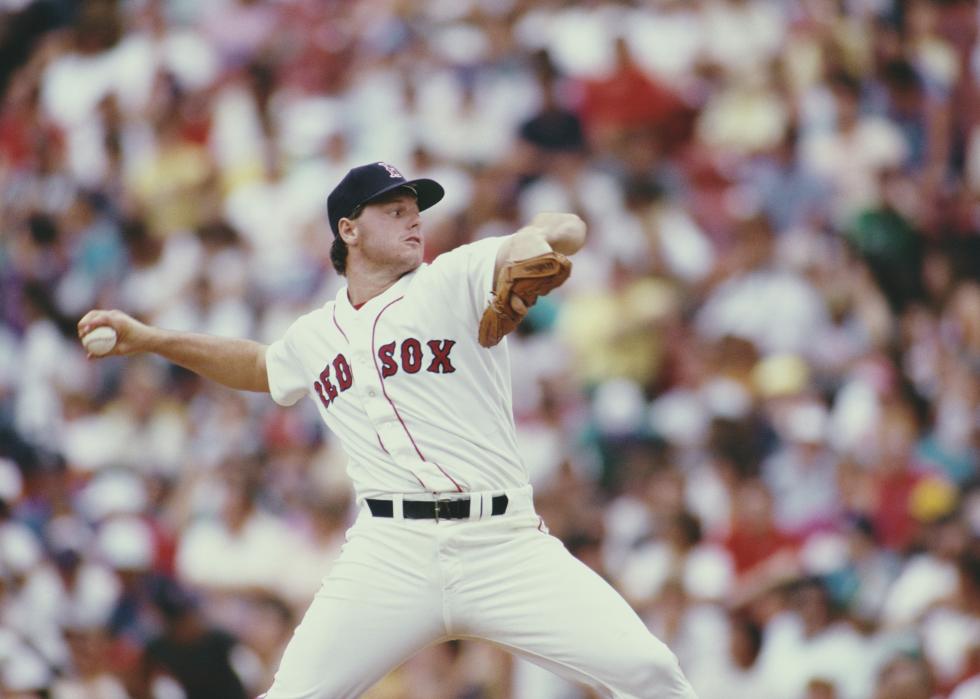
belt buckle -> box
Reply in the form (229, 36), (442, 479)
(434, 498), (454, 522)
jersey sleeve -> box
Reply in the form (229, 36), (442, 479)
(428, 235), (511, 324)
(265, 319), (309, 407)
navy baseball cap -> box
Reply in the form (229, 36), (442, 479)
(327, 162), (444, 237)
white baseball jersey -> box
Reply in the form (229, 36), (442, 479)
(265, 235), (525, 500)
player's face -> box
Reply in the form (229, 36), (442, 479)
(353, 194), (424, 274)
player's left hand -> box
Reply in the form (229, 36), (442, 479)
(478, 251), (572, 347)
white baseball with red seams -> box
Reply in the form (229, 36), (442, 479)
(82, 325), (117, 356)
(262, 235), (699, 699)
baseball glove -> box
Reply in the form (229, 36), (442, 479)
(478, 251), (572, 347)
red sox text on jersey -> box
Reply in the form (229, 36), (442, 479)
(314, 339), (457, 409)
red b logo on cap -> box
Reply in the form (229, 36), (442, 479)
(378, 162), (402, 179)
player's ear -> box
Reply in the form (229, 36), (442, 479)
(338, 218), (358, 246)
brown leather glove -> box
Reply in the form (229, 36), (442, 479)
(478, 251), (572, 347)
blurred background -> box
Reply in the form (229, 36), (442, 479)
(1, 0), (979, 697)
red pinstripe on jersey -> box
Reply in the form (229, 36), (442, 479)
(372, 296), (463, 493)
(332, 305), (349, 342)
(376, 433), (426, 489)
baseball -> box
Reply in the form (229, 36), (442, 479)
(82, 326), (118, 356)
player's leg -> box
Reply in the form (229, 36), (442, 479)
(452, 515), (698, 699)
(263, 514), (446, 699)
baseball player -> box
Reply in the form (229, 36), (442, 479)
(78, 162), (698, 699)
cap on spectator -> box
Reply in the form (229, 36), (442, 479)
(97, 516), (154, 571)
(909, 476), (958, 523)
(327, 162), (444, 237)
(752, 353), (809, 398)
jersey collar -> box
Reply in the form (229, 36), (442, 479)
(334, 268), (419, 328)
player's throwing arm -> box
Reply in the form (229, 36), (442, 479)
(77, 309), (270, 393)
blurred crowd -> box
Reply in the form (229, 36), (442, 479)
(1, 0), (979, 697)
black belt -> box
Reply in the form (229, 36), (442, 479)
(366, 495), (509, 520)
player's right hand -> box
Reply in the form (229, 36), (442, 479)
(77, 309), (150, 358)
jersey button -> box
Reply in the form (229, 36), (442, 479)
(367, 388), (377, 397)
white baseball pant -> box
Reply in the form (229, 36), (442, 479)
(263, 487), (698, 699)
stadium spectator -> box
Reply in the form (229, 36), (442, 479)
(0, 1), (977, 697)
